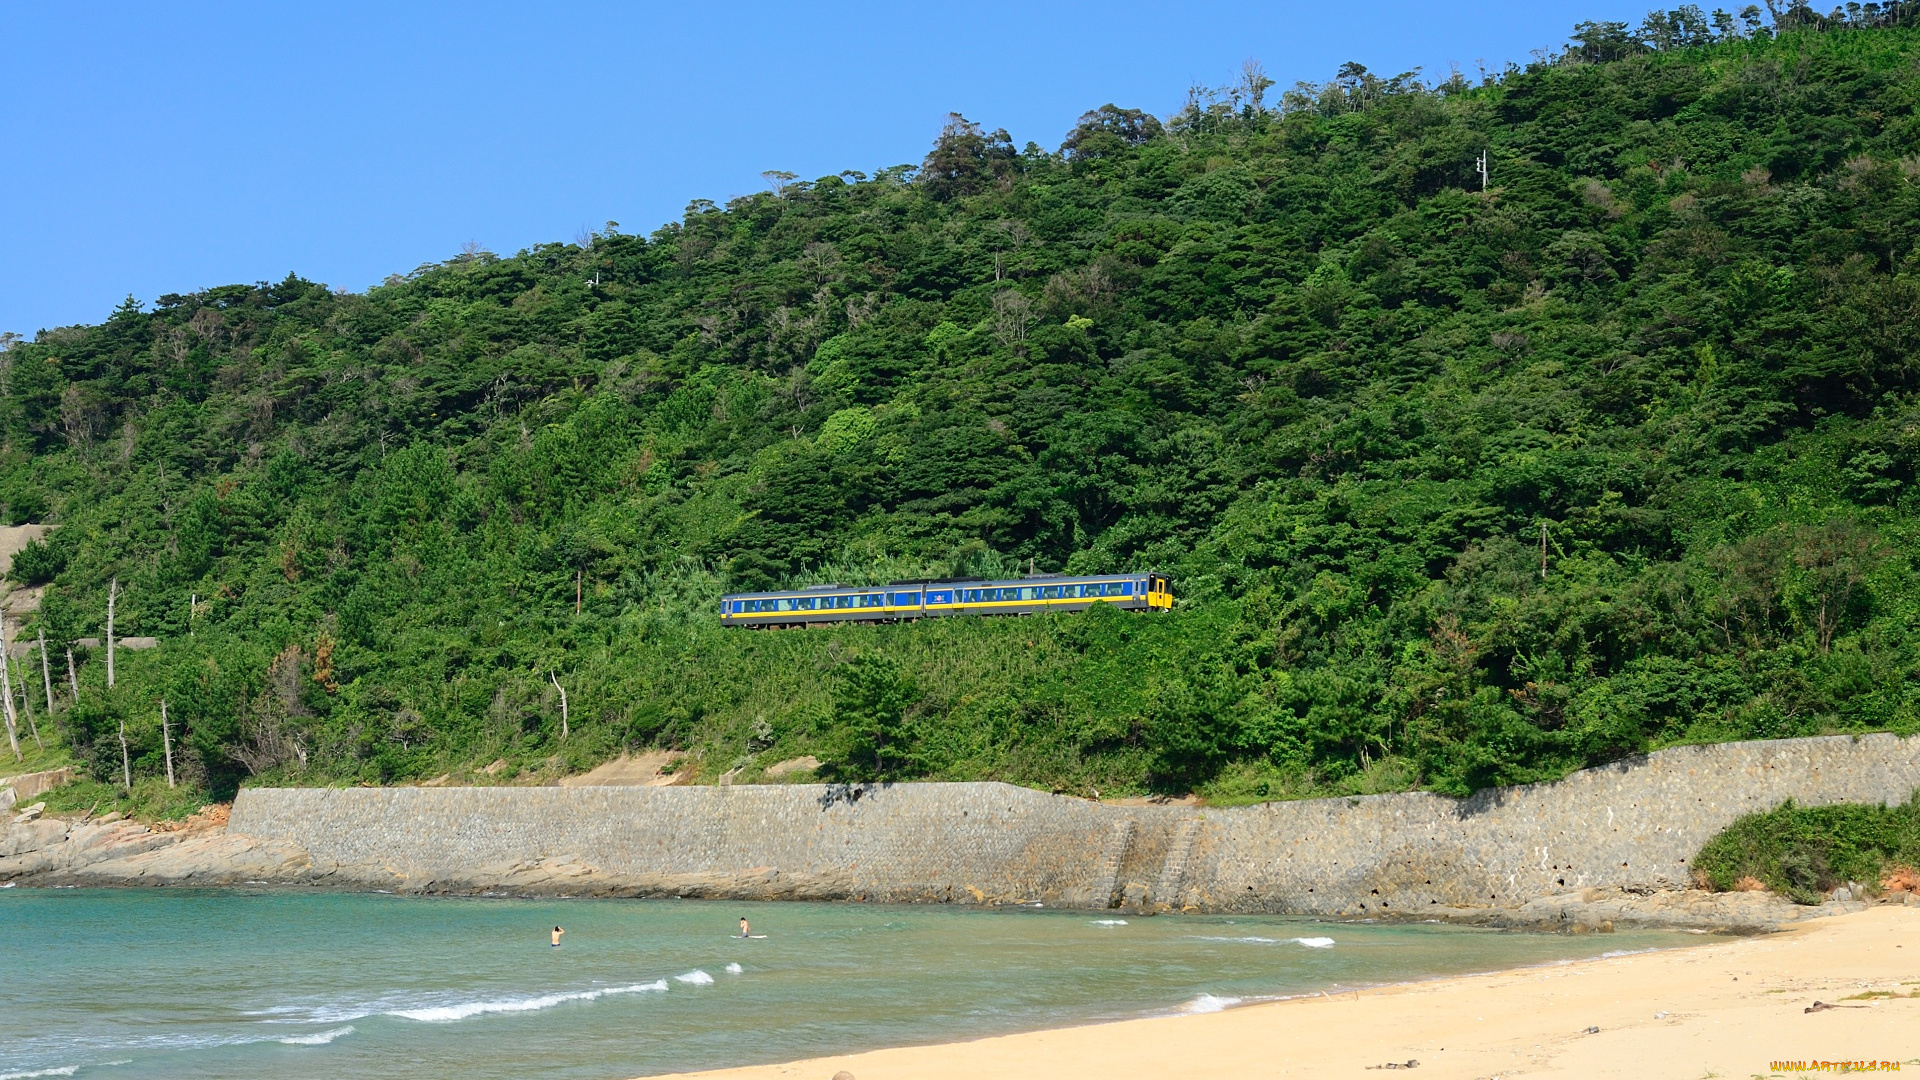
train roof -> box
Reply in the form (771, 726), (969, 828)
(720, 572), (1161, 600)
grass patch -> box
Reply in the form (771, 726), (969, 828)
(36, 776), (213, 822)
(1198, 755), (1418, 806)
(1692, 792), (1920, 905)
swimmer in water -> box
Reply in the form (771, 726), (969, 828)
(738, 916), (750, 939)
(551, 925), (565, 947)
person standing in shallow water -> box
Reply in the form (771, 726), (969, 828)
(551, 925), (565, 948)
(738, 917), (750, 939)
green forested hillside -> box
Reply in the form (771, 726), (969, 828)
(6, 7), (1920, 810)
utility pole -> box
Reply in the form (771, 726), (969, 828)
(1540, 523), (1549, 580)
(550, 672), (569, 741)
(1477, 149), (1490, 191)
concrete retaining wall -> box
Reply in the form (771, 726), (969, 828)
(230, 733), (1920, 913)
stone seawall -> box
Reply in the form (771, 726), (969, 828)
(1177, 733), (1920, 916)
(228, 781), (1157, 907)
(213, 733), (1920, 917)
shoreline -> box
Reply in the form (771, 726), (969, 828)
(649, 906), (1920, 1080)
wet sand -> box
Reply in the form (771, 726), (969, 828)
(653, 905), (1920, 1080)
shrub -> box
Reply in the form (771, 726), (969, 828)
(1692, 792), (1920, 904)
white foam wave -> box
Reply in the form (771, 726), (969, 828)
(390, 979), (667, 1023)
(277, 1026), (354, 1046)
(1194, 934), (1332, 947)
(1092, 919), (1129, 926)
(1181, 994), (1243, 1014)
(0, 1067), (80, 1079)
(673, 969), (714, 985)
(724, 963), (743, 974)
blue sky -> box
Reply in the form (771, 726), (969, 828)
(0, 1), (1646, 335)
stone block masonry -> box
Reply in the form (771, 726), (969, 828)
(1177, 732), (1920, 916)
(229, 781), (1166, 907)
(221, 732), (1920, 915)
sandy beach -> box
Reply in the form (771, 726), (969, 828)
(656, 905), (1920, 1080)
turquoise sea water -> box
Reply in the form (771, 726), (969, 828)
(0, 889), (1701, 1080)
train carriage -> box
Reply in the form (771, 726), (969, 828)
(719, 573), (1171, 628)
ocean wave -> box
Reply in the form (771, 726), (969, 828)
(1180, 994), (1243, 1014)
(673, 970), (714, 985)
(1092, 919), (1128, 926)
(724, 963), (743, 974)
(390, 979), (668, 1023)
(1194, 934), (1333, 947)
(277, 1026), (355, 1046)
(0, 1067), (80, 1079)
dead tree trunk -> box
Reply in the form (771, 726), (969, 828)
(106, 577), (117, 689)
(38, 629), (54, 712)
(550, 671), (569, 741)
(66, 648), (79, 705)
(1, 638), (19, 761)
(161, 699), (174, 788)
(118, 717), (131, 791)
(12, 652), (40, 751)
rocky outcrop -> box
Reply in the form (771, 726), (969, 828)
(1497, 885), (1874, 933)
(1, 767), (74, 810)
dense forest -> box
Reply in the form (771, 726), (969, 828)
(5, 4), (1920, 812)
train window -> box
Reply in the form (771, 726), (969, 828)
(795, 597), (814, 611)
(1117, 582), (1133, 595)
(866, 594), (883, 606)
(1040, 586), (1059, 599)
(891, 592), (919, 606)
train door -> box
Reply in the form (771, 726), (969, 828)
(1148, 575), (1171, 609)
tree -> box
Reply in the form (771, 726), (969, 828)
(831, 655), (919, 781)
(1062, 104), (1165, 160)
(919, 114), (1015, 200)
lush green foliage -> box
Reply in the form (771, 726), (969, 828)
(6, 12), (1920, 805)
(1693, 790), (1920, 902)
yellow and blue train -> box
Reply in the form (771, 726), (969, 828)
(719, 572), (1172, 628)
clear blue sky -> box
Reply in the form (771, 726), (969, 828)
(0, 1), (1646, 336)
